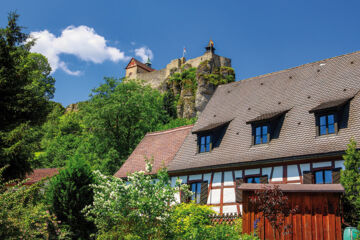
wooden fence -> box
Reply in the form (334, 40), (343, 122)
(209, 213), (241, 225)
(242, 191), (343, 240)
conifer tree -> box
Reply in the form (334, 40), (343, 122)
(47, 156), (95, 239)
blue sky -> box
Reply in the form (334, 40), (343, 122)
(2, 1), (360, 107)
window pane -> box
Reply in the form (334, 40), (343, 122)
(327, 114), (335, 124)
(200, 145), (205, 153)
(262, 125), (268, 135)
(196, 192), (201, 204)
(320, 125), (327, 135)
(254, 177), (260, 183)
(191, 184), (196, 200)
(320, 116), (326, 126)
(255, 136), (261, 145)
(315, 171), (324, 184)
(324, 170), (332, 184)
(247, 178), (253, 183)
(255, 126), (261, 136)
(328, 124), (335, 134)
(206, 135), (211, 144)
(201, 136), (205, 145)
(262, 134), (268, 143)
(197, 183), (202, 193)
(205, 143), (210, 152)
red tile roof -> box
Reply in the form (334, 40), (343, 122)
(24, 168), (59, 185)
(125, 58), (155, 72)
(114, 125), (193, 178)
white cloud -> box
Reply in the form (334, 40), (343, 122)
(135, 46), (154, 63)
(29, 25), (130, 75)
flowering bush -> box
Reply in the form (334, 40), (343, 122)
(84, 159), (191, 239)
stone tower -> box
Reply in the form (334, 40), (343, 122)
(124, 40), (235, 118)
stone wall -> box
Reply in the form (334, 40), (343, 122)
(131, 51), (233, 118)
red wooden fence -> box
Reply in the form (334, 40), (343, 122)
(241, 184), (344, 240)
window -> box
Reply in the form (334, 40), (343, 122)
(199, 135), (212, 153)
(246, 177), (260, 183)
(190, 182), (201, 203)
(319, 114), (336, 136)
(254, 125), (268, 145)
(314, 170), (332, 184)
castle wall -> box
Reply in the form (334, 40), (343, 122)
(137, 68), (167, 89)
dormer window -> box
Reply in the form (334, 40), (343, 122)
(246, 110), (289, 145)
(254, 125), (269, 145)
(193, 120), (231, 154)
(199, 135), (212, 153)
(309, 97), (352, 136)
(319, 113), (336, 135)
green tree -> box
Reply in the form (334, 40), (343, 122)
(0, 12), (55, 179)
(77, 78), (169, 174)
(84, 160), (191, 240)
(341, 139), (360, 229)
(47, 156), (95, 239)
(37, 109), (83, 168)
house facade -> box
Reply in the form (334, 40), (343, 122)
(116, 50), (360, 214)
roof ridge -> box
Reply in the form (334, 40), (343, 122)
(147, 124), (194, 136)
(222, 50), (360, 87)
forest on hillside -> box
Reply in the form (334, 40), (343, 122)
(0, 12), (196, 180)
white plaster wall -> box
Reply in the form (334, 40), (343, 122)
(335, 160), (345, 170)
(211, 206), (220, 214)
(234, 170), (242, 179)
(223, 188), (236, 203)
(271, 166), (283, 182)
(222, 205), (238, 214)
(212, 172), (222, 187)
(313, 161), (332, 168)
(223, 171), (234, 186)
(209, 189), (221, 204)
(189, 174), (202, 181)
(287, 165), (300, 181)
(245, 168), (260, 175)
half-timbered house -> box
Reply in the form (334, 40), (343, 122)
(115, 50), (360, 214)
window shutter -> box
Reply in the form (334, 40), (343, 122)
(332, 168), (342, 184)
(235, 178), (244, 203)
(260, 175), (268, 184)
(303, 171), (313, 184)
(200, 181), (208, 205)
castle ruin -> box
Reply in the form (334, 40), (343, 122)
(125, 40), (235, 118)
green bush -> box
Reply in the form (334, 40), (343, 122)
(169, 202), (215, 240)
(47, 156), (95, 239)
(209, 224), (240, 240)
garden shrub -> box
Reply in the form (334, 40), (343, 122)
(169, 202), (215, 240)
(47, 156), (95, 239)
